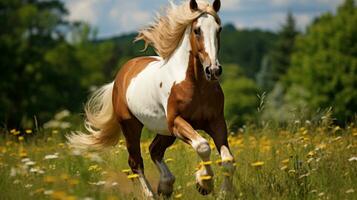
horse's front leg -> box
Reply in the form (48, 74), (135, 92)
(172, 116), (214, 195)
(204, 116), (236, 196)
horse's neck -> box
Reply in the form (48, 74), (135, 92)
(165, 27), (193, 81)
(165, 27), (207, 85)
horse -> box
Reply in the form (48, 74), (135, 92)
(67, 0), (235, 198)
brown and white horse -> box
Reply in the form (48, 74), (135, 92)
(67, 0), (235, 198)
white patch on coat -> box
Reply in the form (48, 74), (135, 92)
(126, 27), (192, 135)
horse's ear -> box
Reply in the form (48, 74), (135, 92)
(190, 0), (198, 11)
(213, 0), (221, 12)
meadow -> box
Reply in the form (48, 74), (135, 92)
(0, 115), (356, 200)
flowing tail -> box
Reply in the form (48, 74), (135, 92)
(67, 82), (121, 149)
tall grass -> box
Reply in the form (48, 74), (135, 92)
(0, 120), (356, 199)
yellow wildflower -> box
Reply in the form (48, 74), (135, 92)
(165, 158), (174, 163)
(251, 161), (264, 167)
(281, 159), (289, 164)
(18, 136), (24, 142)
(127, 174), (139, 179)
(121, 169), (131, 174)
(25, 129), (32, 134)
(88, 165), (102, 172)
(200, 161), (212, 166)
(174, 193), (183, 198)
(199, 175), (212, 181)
(280, 165), (288, 171)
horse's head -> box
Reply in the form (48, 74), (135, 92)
(190, 0), (222, 81)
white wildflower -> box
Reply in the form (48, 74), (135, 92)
(348, 156), (357, 162)
(44, 190), (53, 195)
(44, 153), (59, 160)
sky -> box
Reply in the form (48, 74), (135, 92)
(62, 0), (344, 38)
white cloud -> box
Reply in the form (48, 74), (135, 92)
(65, 0), (99, 24)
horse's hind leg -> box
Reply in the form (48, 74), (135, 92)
(149, 134), (176, 197)
(121, 118), (155, 198)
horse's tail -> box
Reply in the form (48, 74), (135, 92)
(67, 82), (121, 149)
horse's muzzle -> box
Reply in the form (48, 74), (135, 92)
(205, 65), (222, 81)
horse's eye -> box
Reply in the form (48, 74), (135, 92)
(194, 28), (201, 36)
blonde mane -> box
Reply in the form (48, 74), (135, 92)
(135, 0), (220, 60)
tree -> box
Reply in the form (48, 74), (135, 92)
(257, 12), (298, 91)
(0, 0), (114, 128)
(281, 0), (357, 122)
(221, 64), (259, 128)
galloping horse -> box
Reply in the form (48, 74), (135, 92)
(67, 0), (235, 198)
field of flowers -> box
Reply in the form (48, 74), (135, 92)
(0, 120), (356, 200)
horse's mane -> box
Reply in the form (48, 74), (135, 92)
(135, 0), (220, 60)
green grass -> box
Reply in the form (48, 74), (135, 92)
(0, 123), (356, 200)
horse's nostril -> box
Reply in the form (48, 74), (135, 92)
(205, 67), (211, 75)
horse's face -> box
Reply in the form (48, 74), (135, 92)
(190, 0), (222, 81)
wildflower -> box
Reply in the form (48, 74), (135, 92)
(25, 184), (33, 188)
(19, 150), (28, 158)
(88, 164), (102, 172)
(200, 161), (212, 166)
(333, 126), (341, 132)
(25, 129), (32, 134)
(165, 158), (174, 163)
(345, 189), (354, 194)
(52, 130), (59, 134)
(18, 136), (24, 142)
(44, 190), (53, 195)
(127, 174), (139, 179)
(174, 193), (183, 198)
(298, 173), (310, 179)
(121, 169), (131, 174)
(10, 168), (17, 177)
(199, 175), (212, 181)
(11, 129), (20, 135)
(288, 169), (296, 174)
(44, 153), (59, 160)
(281, 159), (289, 164)
(318, 192), (324, 197)
(25, 161), (36, 166)
(280, 165), (288, 171)
(251, 161), (264, 167)
(348, 156), (357, 162)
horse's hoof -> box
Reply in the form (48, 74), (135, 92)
(157, 182), (173, 198)
(196, 183), (212, 195)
